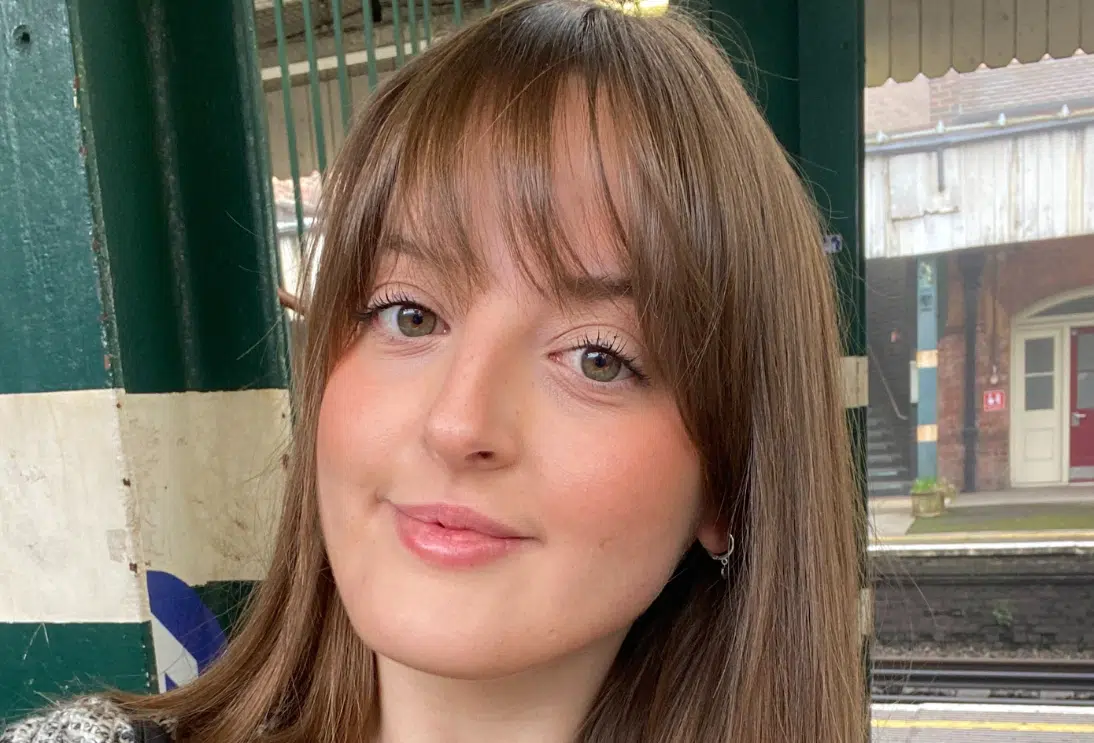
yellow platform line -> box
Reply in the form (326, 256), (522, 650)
(873, 719), (1094, 733)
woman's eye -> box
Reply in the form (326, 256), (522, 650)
(377, 304), (440, 337)
(575, 348), (634, 383)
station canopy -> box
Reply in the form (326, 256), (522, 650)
(867, 0), (1094, 85)
(252, 0), (1093, 87)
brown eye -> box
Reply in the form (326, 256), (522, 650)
(580, 349), (624, 382)
(394, 305), (438, 337)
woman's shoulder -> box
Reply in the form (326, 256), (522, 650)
(0, 697), (155, 743)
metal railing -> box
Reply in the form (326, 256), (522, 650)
(257, 0), (497, 257)
(867, 343), (907, 422)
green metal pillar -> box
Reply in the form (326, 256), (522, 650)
(0, 0), (152, 716)
(705, 0), (866, 432)
(706, 0), (866, 365)
(706, 0), (869, 708)
(0, 0), (287, 719)
(704, 6), (868, 473)
(69, 0), (288, 393)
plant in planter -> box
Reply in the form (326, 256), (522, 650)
(910, 476), (954, 518)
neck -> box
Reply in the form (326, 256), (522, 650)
(374, 634), (624, 743)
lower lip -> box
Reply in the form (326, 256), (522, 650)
(392, 507), (526, 568)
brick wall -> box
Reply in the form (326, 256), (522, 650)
(937, 236), (1094, 490)
(865, 52), (1094, 134)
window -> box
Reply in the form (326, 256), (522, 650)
(1024, 337), (1055, 411)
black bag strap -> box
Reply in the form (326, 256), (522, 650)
(132, 720), (174, 743)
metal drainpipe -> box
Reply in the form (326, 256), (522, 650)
(959, 252), (986, 492)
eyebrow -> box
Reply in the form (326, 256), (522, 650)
(560, 273), (632, 303)
(377, 233), (631, 303)
(377, 234), (425, 259)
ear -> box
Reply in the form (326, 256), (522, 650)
(695, 504), (730, 555)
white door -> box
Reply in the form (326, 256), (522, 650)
(1012, 331), (1065, 485)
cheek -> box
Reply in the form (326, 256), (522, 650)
(316, 349), (405, 489)
(315, 349), (408, 541)
(537, 400), (702, 585)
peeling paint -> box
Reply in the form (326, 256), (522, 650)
(106, 528), (129, 562)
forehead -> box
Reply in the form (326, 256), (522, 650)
(381, 83), (633, 296)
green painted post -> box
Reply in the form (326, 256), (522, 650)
(0, 3), (111, 396)
(796, 0), (868, 573)
(69, 0), (288, 394)
(703, 4), (867, 465)
(705, 0), (869, 715)
(706, 0), (865, 365)
(706, 0), (866, 378)
(1, 0), (289, 719)
(0, 0), (153, 718)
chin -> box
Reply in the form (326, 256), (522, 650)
(333, 562), (612, 681)
(375, 636), (537, 681)
(345, 597), (556, 680)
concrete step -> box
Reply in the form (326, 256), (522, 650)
(868, 466), (907, 479)
(867, 479), (912, 496)
(867, 433), (897, 448)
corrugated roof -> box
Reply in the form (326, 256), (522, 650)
(867, 0), (1094, 85)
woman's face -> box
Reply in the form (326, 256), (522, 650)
(316, 108), (722, 681)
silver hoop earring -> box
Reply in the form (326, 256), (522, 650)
(708, 534), (735, 579)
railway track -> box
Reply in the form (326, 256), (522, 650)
(872, 656), (1094, 705)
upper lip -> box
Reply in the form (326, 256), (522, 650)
(393, 502), (527, 539)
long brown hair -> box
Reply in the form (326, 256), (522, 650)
(117, 1), (866, 740)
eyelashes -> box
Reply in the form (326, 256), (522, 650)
(355, 289), (419, 324)
(572, 330), (648, 383)
(354, 290), (648, 385)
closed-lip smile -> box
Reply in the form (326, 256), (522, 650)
(390, 502), (530, 568)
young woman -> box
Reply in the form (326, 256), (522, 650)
(2, 1), (865, 741)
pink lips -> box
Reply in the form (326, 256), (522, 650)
(392, 503), (529, 568)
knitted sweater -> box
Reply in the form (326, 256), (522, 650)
(0, 698), (148, 743)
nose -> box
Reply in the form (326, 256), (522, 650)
(422, 324), (523, 472)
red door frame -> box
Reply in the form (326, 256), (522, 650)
(1070, 326), (1094, 482)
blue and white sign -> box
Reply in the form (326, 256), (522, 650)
(147, 570), (227, 691)
(822, 234), (843, 254)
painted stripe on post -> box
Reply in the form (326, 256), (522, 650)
(842, 355), (869, 408)
(915, 349), (938, 368)
(1, 388), (286, 622)
(0, 389), (143, 623)
(917, 424), (939, 443)
(123, 389), (289, 586)
(122, 389), (288, 689)
(0, 387), (286, 712)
